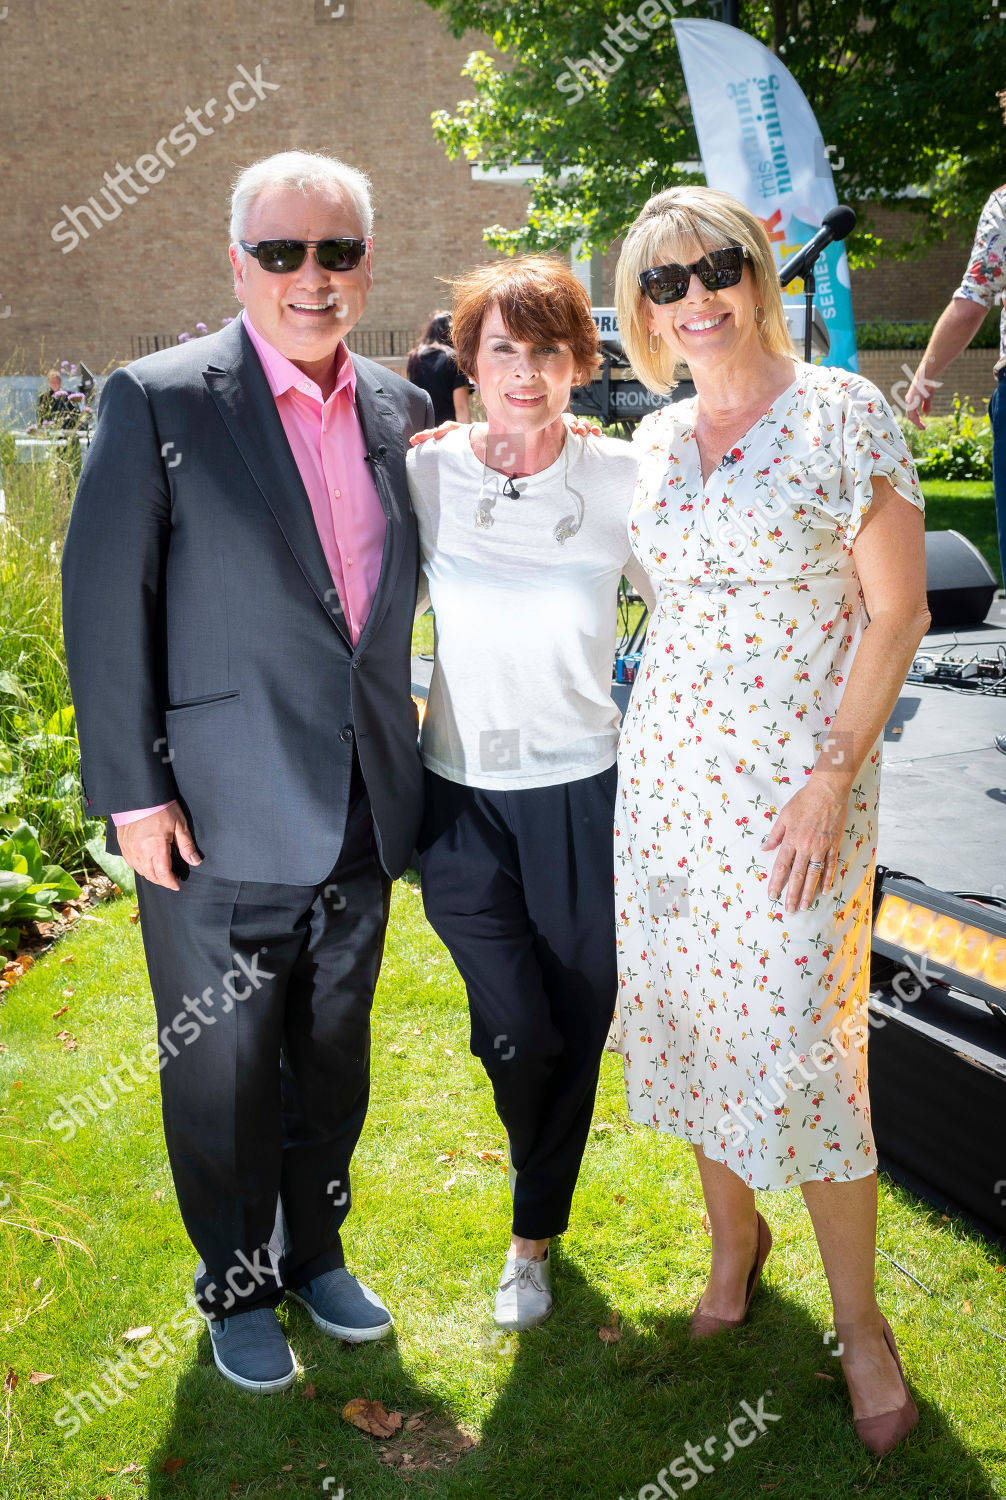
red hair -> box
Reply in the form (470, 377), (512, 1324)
(449, 256), (601, 387)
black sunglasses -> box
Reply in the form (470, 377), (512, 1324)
(239, 237), (368, 274)
(637, 245), (750, 305)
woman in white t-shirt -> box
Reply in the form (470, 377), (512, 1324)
(406, 257), (650, 1331)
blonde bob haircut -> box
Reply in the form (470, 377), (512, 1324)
(615, 186), (795, 394)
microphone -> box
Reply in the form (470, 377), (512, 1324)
(778, 204), (856, 287)
(502, 475), (520, 499)
(364, 445), (388, 465)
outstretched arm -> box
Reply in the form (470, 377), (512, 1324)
(904, 297), (989, 430)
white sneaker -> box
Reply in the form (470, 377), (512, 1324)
(494, 1248), (553, 1330)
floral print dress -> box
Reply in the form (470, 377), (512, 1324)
(955, 186), (1006, 377)
(614, 362), (923, 1190)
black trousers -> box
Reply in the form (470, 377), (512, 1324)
(418, 765), (618, 1240)
(135, 756), (391, 1319)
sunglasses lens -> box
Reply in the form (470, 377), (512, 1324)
(703, 247), (745, 288)
(255, 240), (307, 273)
(316, 239), (364, 272)
(643, 267), (689, 305)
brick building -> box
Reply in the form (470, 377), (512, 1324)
(0, 0), (995, 398)
(0, 0), (529, 374)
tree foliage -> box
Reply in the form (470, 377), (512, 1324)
(424, 0), (1006, 264)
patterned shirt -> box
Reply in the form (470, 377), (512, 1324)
(955, 187), (1006, 376)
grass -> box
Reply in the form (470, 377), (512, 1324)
(919, 481), (1001, 585)
(1, 891), (1004, 1499)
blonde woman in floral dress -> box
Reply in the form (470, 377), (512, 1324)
(614, 187), (931, 1456)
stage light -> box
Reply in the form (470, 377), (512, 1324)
(872, 872), (1006, 1014)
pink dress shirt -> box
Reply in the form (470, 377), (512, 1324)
(112, 312), (387, 827)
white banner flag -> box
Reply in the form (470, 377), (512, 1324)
(672, 17), (857, 370)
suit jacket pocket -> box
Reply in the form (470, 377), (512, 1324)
(165, 690), (241, 715)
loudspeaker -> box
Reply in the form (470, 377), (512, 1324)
(925, 529), (998, 628)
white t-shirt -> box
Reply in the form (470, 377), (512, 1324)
(406, 426), (646, 790)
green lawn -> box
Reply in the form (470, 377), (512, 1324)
(920, 480), (1001, 586)
(1, 893), (1004, 1500)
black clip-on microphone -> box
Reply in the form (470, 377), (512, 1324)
(777, 204), (857, 361)
(363, 445), (388, 465)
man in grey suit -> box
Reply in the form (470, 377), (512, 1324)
(62, 151), (433, 1393)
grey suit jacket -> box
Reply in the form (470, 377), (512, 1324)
(61, 317), (434, 883)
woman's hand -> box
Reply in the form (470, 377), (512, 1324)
(563, 414), (602, 437)
(762, 776), (851, 913)
(409, 421), (463, 447)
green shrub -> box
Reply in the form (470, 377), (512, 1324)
(898, 397), (993, 481)
(0, 819), (81, 951)
(0, 451), (101, 875)
(857, 316), (1001, 351)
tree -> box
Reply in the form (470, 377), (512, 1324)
(424, 0), (1006, 265)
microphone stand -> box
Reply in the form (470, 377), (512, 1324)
(803, 263), (815, 363)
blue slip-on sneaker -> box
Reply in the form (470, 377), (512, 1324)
(287, 1267), (394, 1342)
(207, 1306), (297, 1394)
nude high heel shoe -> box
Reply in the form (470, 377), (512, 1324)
(853, 1318), (919, 1457)
(689, 1211), (772, 1339)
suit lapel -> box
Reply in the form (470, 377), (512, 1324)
(351, 359), (411, 653)
(202, 322), (352, 648)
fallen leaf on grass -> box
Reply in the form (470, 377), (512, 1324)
(61, 988), (74, 998)
(302, 1383), (316, 1400)
(813, 1371), (835, 1382)
(51, 1005), (68, 1019)
(598, 1313), (622, 1344)
(4, 1368), (17, 1392)
(159, 1456), (184, 1474)
(117, 1462), (142, 1475)
(614, 1194), (626, 1205)
(476, 1150), (506, 1166)
(434, 1151), (458, 1164)
(343, 1397), (403, 1438)
(281, 1464), (293, 1471)
(28, 1372), (54, 1384)
(122, 1326), (153, 1342)
(389, 1045), (407, 1057)
(129, 909), (139, 924)
(151, 1191), (164, 1203)
(593, 1122), (614, 1134)
(59, 955), (74, 964)
(442, 1175), (457, 1192)
(963, 1300), (973, 1314)
(404, 1414), (426, 1432)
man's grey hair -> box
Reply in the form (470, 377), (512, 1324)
(230, 150), (374, 250)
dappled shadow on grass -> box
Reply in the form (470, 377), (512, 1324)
(146, 1308), (474, 1498)
(436, 1242), (998, 1500)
